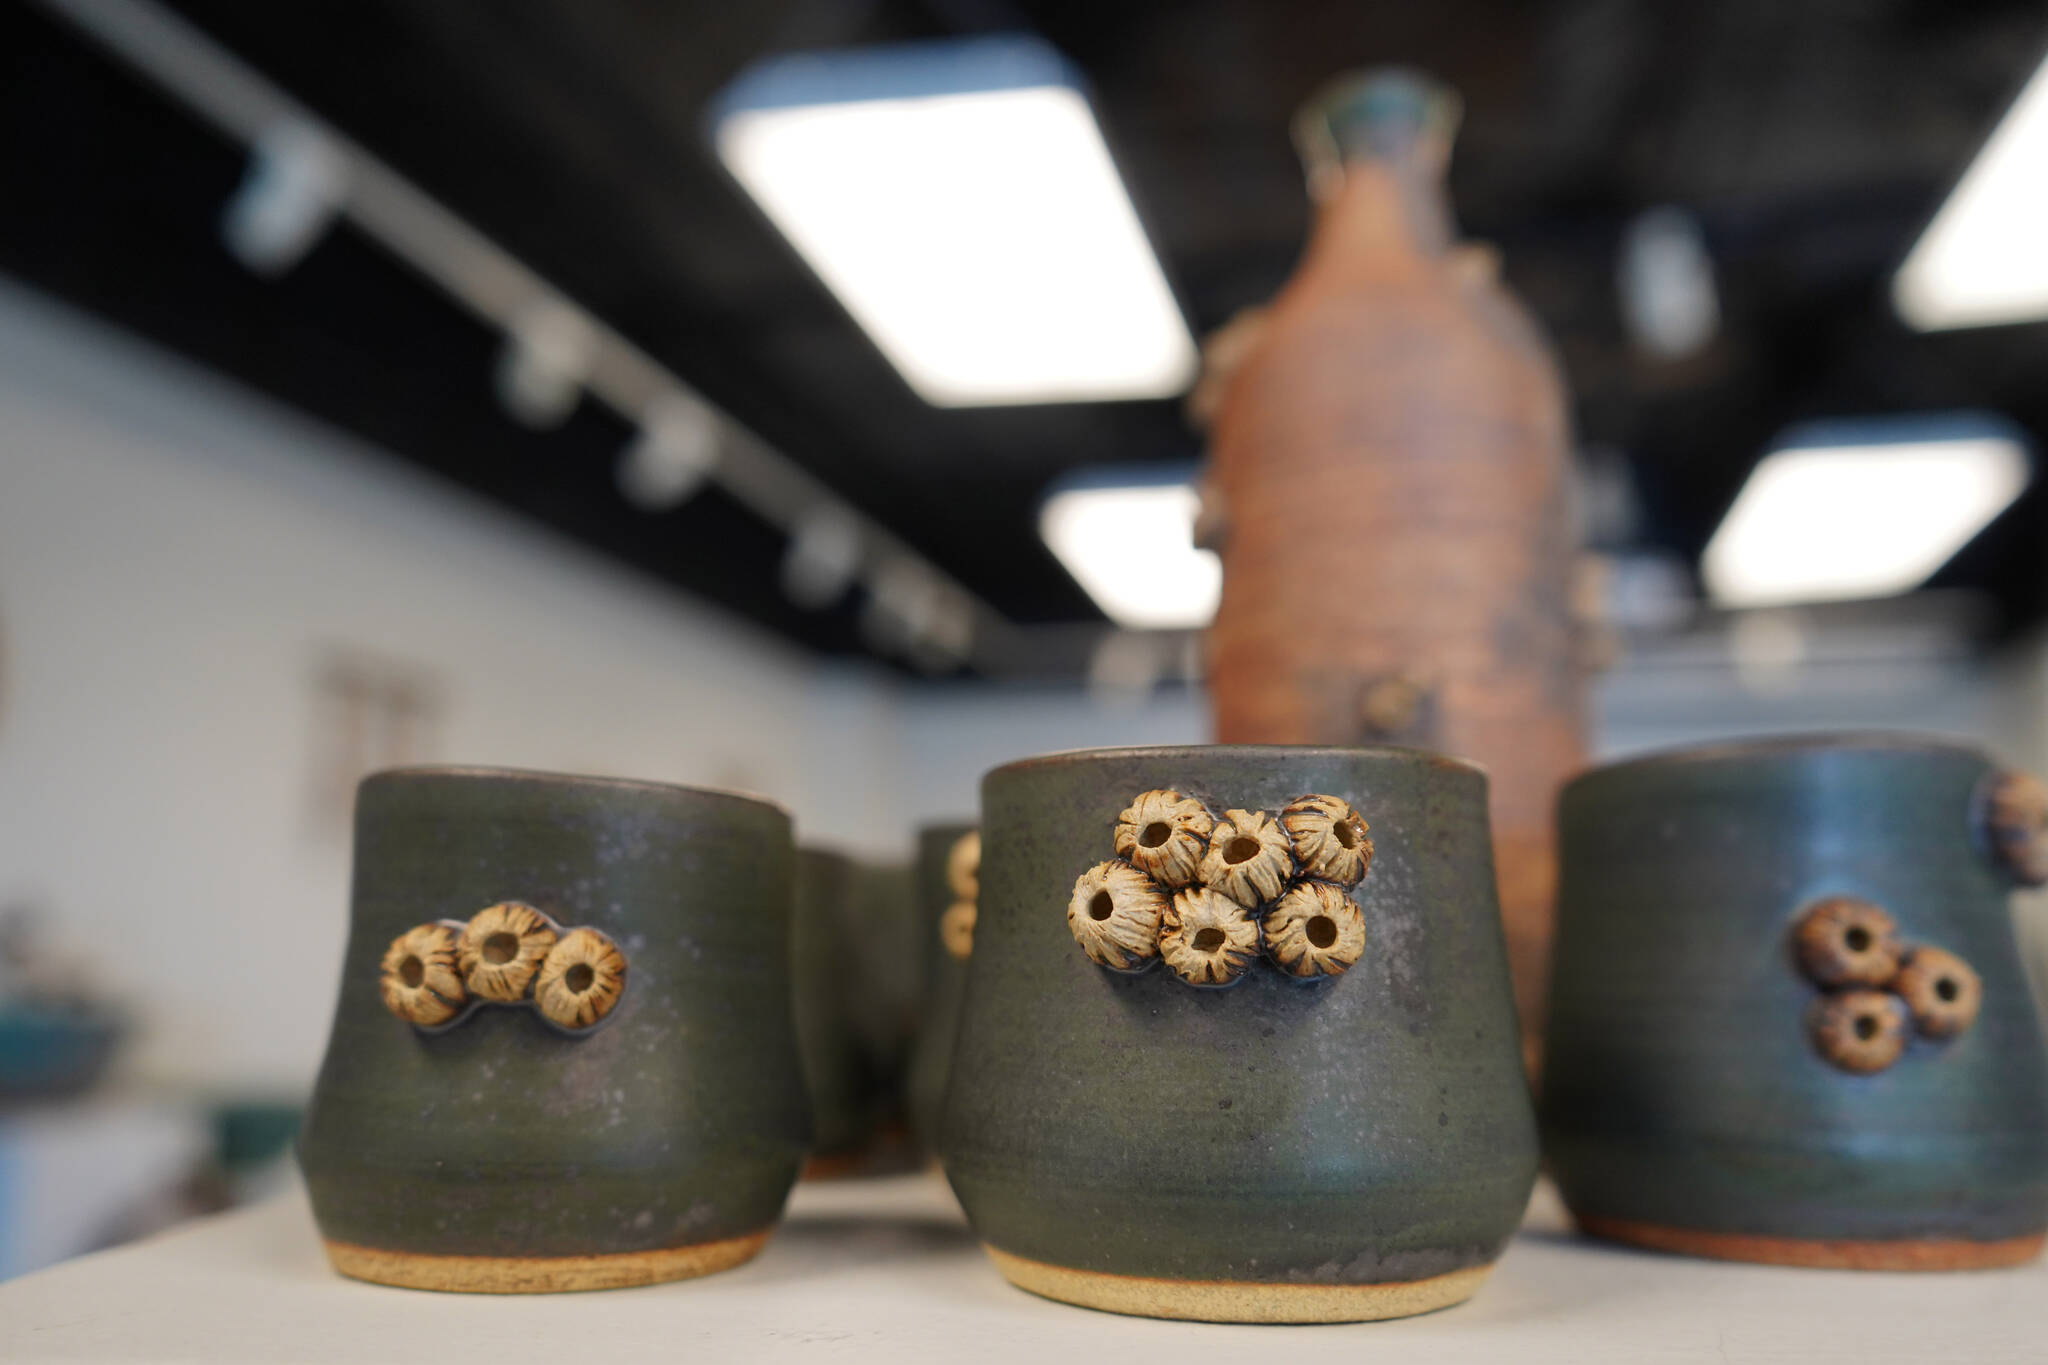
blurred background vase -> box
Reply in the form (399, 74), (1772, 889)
(1201, 68), (1586, 1069)
(1542, 736), (2048, 1269)
(297, 768), (809, 1292)
(942, 745), (1535, 1323)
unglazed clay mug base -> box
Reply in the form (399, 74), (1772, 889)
(299, 768), (809, 1293)
(942, 746), (1537, 1323)
(1542, 736), (2048, 1271)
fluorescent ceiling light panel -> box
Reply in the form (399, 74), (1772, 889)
(1040, 475), (1219, 629)
(1894, 52), (2048, 330)
(1702, 421), (2029, 608)
(713, 39), (1197, 406)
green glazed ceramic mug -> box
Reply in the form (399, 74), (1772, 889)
(1542, 735), (2048, 1269)
(848, 858), (923, 1165)
(941, 746), (1537, 1323)
(791, 847), (879, 1175)
(907, 821), (978, 1154)
(298, 767), (810, 1292)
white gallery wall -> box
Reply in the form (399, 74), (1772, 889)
(0, 281), (901, 1091)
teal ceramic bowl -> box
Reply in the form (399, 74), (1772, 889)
(1542, 735), (2048, 1269)
(942, 745), (1537, 1322)
(907, 822), (977, 1154)
(298, 767), (809, 1292)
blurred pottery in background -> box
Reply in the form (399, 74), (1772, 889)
(0, 907), (125, 1098)
(942, 745), (1536, 1323)
(792, 848), (878, 1175)
(0, 1003), (122, 1099)
(907, 822), (977, 1155)
(1543, 736), (2048, 1270)
(1200, 68), (1586, 1071)
(298, 767), (809, 1293)
(847, 859), (924, 1170)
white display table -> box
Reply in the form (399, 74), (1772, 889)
(2, 1172), (2043, 1363)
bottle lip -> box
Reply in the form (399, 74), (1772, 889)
(1292, 68), (1461, 199)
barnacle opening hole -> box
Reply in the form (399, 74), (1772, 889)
(565, 963), (596, 994)
(1139, 821), (1173, 849)
(1306, 915), (1338, 949)
(1936, 977), (1959, 1002)
(1088, 891), (1114, 921)
(1333, 820), (1359, 850)
(1854, 1014), (1879, 1041)
(482, 932), (520, 965)
(1843, 927), (1871, 953)
(1193, 927), (1226, 952)
(1223, 836), (1261, 865)
(399, 956), (425, 988)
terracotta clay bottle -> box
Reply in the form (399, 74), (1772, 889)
(1203, 70), (1585, 1068)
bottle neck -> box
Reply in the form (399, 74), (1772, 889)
(1293, 69), (1460, 267)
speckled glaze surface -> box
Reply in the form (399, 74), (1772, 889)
(1542, 735), (2048, 1267)
(298, 767), (809, 1291)
(907, 822), (976, 1153)
(941, 746), (1537, 1321)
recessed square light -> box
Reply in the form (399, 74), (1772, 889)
(1039, 469), (1218, 629)
(1702, 418), (2030, 608)
(1894, 52), (2048, 330)
(712, 37), (1197, 407)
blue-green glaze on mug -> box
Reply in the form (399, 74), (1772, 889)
(941, 745), (1537, 1323)
(298, 767), (809, 1292)
(1542, 734), (2048, 1269)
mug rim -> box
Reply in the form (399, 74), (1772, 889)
(983, 743), (1487, 783)
(359, 764), (793, 819)
(1566, 731), (1988, 792)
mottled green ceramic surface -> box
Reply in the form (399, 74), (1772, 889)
(942, 746), (1537, 1284)
(1542, 736), (2048, 1242)
(792, 848), (881, 1157)
(299, 768), (808, 1258)
(907, 822), (975, 1152)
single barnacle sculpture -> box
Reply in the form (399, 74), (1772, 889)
(940, 900), (977, 960)
(941, 829), (981, 960)
(1197, 808), (1295, 908)
(533, 927), (629, 1030)
(1113, 790), (1214, 888)
(1791, 896), (1901, 988)
(378, 922), (467, 1027)
(457, 901), (559, 1002)
(947, 829), (983, 902)
(1279, 794), (1374, 887)
(1159, 887), (1261, 987)
(1892, 945), (1981, 1039)
(1982, 769), (2048, 887)
(1067, 860), (1168, 972)
(1263, 881), (1367, 979)
(1808, 989), (1908, 1074)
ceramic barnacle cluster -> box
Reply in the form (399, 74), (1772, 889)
(939, 831), (981, 961)
(1067, 789), (1373, 987)
(1791, 896), (1981, 1074)
(379, 901), (627, 1034)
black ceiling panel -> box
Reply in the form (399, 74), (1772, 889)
(7, 0), (2048, 659)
